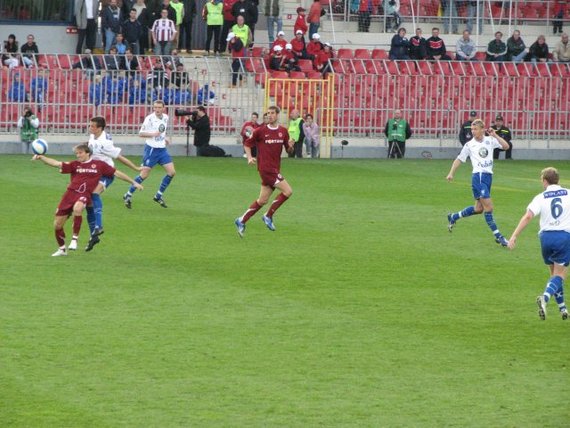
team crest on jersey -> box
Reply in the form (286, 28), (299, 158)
(158, 124), (166, 133)
(92, 164), (97, 168)
(478, 147), (488, 157)
(278, 132), (283, 138)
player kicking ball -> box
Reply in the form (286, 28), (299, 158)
(234, 106), (295, 238)
(446, 119), (511, 246)
(33, 144), (143, 257)
(123, 100), (175, 209)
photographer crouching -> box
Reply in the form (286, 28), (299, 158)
(177, 106), (228, 157)
(17, 106), (40, 154)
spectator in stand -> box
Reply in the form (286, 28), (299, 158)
(486, 31), (507, 62)
(389, 27), (410, 60)
(315, 41), (333, 76)
(491, 114), (513, 160)
(282, 43), (301, 72)
(456, 30), (477, 61)
(553, 33), (570, 63)
(302, 113), (320, 158)
(203, 0), (223, 55)
(526, 35), (550, 64)
(104, 46), (121, 70)
(122, 8), (143, 54)
(291, 30), (307, 59)
(358, 0), (373, 33)
(272, 30), (287, 51)
(120, 48), (140, 76)
(9, 73), (27, 102)
(18, 106), (40, 154)
(171, 0), (185, 47)
(288, 109), (305, 158)
(383, 0), (401, 33)
(104, 71), (127, 104)
(441, 0), (458, 34)
(164, 48), (183, 70)
(241, 112), (260, 157)
(21, 34), (39, 69)
(102, 0), (123, 54)
(466, 0), (483, 35)
(231, 15), (253, 50)
(218, 0), (236, 53)
(553, 1), (566, 34)
(179, 0), (196, 52)
(89, 75), (104, 106)
(232, 0), (258, 43)
(459, 110), (476, 147)
(264, 0), (284, 44)
(172, 62), (191, 88)
(308, 0), (322, 40)
(506, 30), (527, 62)
(426, 27), (451, 60)
(269, 45), (285, 70)
(128, 77), (147, 104)
(306, 32), (323, 60)
(2, 34), (19, 68)
(227, 32), (246, 87)
(155, 0), (178, 23)
(72, 49), (102, 73)
(132, 0), (151, 53)
(294, 7), (308, 37)
(74, 0), (99, 54)
(409, 28), (427, 60)
(31, 69), (48, 104)
(152, 8), (177, 55)
(114, 33), (128, 54)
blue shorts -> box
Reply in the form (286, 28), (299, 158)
(99, 175), (115, 189)
(471, 172), (493, 200)
(142, 145), (172, 168)
(540, 231), (570, 266)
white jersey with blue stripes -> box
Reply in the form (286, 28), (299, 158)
(140, 112), (169, 148)
(89, 130), (121, 167)
(457, 136), (502, 174)
(528, 185), (570, 233)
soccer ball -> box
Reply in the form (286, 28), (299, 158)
(244, 126), (254, 138)
(31, 138), (48, 155)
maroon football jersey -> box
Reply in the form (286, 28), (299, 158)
(245, 124), (290, 173)
(61, 159), (116, 194)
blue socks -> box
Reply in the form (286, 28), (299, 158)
(451, 206), (475, 222)
(484, 211), (501, 236)
(86, 206), (96, 235)
(92, 193), (103, 230)
(159, 174), (173, 194)
(544, 276), (563, 302)
(128, 175), (145, 195)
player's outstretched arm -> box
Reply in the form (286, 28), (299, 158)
(117, 154), (142, 172)
(114, 169), (144, 191)
(32, 154), (62, 169)
(507, 210), (534, 250)
(446, 159), (461, 182)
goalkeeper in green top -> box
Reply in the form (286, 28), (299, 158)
(384, 109), (412, 158)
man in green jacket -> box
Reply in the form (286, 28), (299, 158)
(384, 109), (412, 158)
(287, 109), (305, 158)
(18, 106), (39, 154)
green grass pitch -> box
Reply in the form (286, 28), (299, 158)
(1, 155), (569, 426)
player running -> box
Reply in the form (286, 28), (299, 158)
(85, 116), (141, 252)
(234, 106), (295, 237)
(446, 118), (511, 246)
(33, 144), (143, 257)
(123, 100), (175, 209)
(507, 167), (570, 320)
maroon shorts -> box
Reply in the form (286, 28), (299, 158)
(55, 190), (90, 217)
(259, 171), (284, 188)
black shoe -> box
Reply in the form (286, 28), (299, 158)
(153, 196), (168, 208)
(85, 235), (100, 252)
(123, 193), (132, 209)
(93, 226), (104, 236)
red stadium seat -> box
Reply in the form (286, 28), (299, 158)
(337, 48), (354, 59)
(417, 60), (433, 75)
(354, 49), (371, 59)
(297, 59), (314, 73)
(289, 71), (306, 79)
(371, 49), (388, 59)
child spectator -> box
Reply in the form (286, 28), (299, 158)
(21, 34), (39, 68)
(294, 7), (308, 37)
(269, 45), (285, 70)
(282, 43), (301, 72)
(314, 41), (334, 76)
(227, 32), (246, 87)
(9, 72), (27, 102)
(272, 31), (287, 51)
(290, 30), (307, 59)
(114, 33), (128, 54)
(89, 75), (104, 106)
(306, 32), (323, 60)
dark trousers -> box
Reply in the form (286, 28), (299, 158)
(493, 142), (513, 159)
(219, 20), (234, 52)
(388, 140), (405, 158)
(358, 11), (371, 32)
(179, 18), (194, 51)
(288, 140), (303, 158)
(231, 58), (243, 85)
(76, 19), (97, 53)
(205, 25), (221, 53)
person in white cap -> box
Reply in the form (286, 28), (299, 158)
(271, 30), (287, 51)
(282, 42), (301, 72)
(264, 0), (284, 44)
(269, 44), (285, 70)
(290, 29), (307, 59)
(315, 41), (334, 75)
(306, 32), (323, 60)
(227, 32), (246, 87)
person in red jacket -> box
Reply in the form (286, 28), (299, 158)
(294, 7), (308, 36)
(306, 32), (323, 59)
(315, 41), (333, 75)
(290, 29), (306, 58)
(219, 0), (238, 52)
(307, 0), (322, 39)
(271, 30), (287, 51)
(227, 32), (246, 86)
